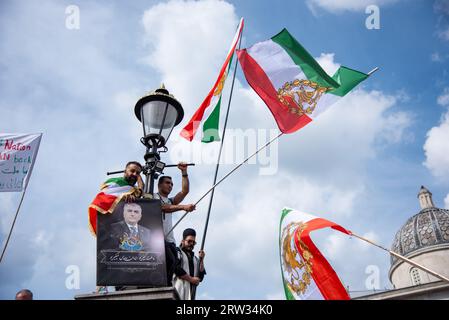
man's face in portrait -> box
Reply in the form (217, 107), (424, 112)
(123, 203), (142, 226)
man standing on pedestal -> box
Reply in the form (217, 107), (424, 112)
(173, 228), (206, 300)
(153, 162), (196, 286)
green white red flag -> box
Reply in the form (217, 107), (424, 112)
(180, 18), (244, 142)
(88, 177), (136, 235)
(237, 29), (368, 133)
(279, 208), (351, 300)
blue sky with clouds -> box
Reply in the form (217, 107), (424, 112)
(1, 0), (449, 300)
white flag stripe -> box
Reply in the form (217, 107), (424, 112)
(103, 184), (133, 196)
(280, 208), (324, 300)
(247, 39), (306, 94)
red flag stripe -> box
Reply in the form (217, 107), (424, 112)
(294, 217), (351, 300)
(236, 48), (312, 133)
(88, 192), (124, 235)
(181, 18), (244, 141)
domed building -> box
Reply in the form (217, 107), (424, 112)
(356, 186), (449, 300)
(389, 186), (449, 289)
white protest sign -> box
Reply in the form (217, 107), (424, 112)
(0, 133), (42, 192)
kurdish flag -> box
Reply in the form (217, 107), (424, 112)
(180, 18), (244, 142)
(279, 208), (351, 300)
(237, 29), (369, 133)
(88, 177), (136, 235)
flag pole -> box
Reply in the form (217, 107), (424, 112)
(167, 131), (284, 236)
(199, 27), (244, 252)
(350, 232), (449, 283)
(0, 188), (27, 263)
(367, 67), (379, 76)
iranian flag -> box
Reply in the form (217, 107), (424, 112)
(279, 208), (351, 300)
(180, 18), (244, 142)
(88, 177), (136, 235)
(237, 29), (369, 133)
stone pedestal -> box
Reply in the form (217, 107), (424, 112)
(74, 287), (179, 300)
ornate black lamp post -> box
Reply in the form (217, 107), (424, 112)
(134, 85), (184, 195)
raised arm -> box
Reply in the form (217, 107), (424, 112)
(173, 162), (189, 205)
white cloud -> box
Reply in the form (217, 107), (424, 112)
(424, 90), (449, 179)
(444, 193), (449, 209)
(323, 231), (378, 260)
(382, 111), (414, 144)
(314, 54), (413, 147)
(25, 227), (96, 299)
(324, 233), (347, 260)
(280, 88), (412, 187)
(424, 113), (449, 179)
(437, 88), (449, 106)
(141, 0), (238, 109)
(356, 231), (380, 250)
(306, 0), (398, 14)
(32, 230), (53, 248)
(316, 53), (340, 75)
(0, 193), (17, 235)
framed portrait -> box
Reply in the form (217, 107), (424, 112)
(96, 198), (167, 286)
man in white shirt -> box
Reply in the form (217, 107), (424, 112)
(153, 162), (196, 286)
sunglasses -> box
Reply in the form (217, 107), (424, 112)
(186, 240), (196, 245)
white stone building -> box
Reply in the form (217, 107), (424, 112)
(355, 186), (449, 300)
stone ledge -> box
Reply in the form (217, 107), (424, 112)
(74, 287), (179, 300)
(353, 281), (449, 300)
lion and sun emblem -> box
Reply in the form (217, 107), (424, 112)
(277, 79), (331, 116)
(281, 221), (314, 296)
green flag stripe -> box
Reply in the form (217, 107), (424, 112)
(227, 54), (234, 73)
(272, 29), (368, 97)
(201, 53), (234, 143)
(329, 66), (368, 97)
(104, 177), (129, 187)
(271, 29), (340, 89)
(280, 208), (292, 221)
(201, 96), (222, 143)
(279, 208), (296, 300)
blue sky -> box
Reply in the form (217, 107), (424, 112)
(1, 0), (449, 300)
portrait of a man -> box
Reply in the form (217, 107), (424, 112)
(97, 199), (167, 286)
(109, 202), (152, 251)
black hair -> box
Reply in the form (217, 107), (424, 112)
(183, 228), (196, 239)
(158, 175), (172, 185)
(16, 289), (33, 298)
(126, 161), (143, 170)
